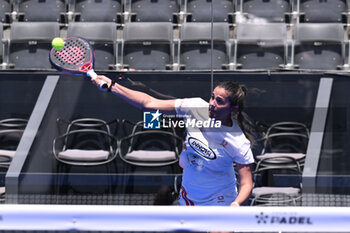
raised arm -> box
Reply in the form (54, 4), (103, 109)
(91, 75), (176, 113)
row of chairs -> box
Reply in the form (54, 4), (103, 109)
(53, 118), (309, 205)
(0, 0), (349, 25)
(52, 118), (183, 197)
(53, 118), (184, 171)
(0, 117), (183, 198)
(0, 117), (309, 205)
(53, 118), (310, 205)
(0, 21), (348, 71)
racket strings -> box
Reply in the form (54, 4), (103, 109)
(54, 40), (88, 66)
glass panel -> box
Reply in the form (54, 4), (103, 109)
(317, 78), (350, 194)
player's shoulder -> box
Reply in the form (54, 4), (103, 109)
(224, 133), (253, 163)
(225, 131), (250, 149)
(176, 97), (208, 109)
(224, 123), (251, 152)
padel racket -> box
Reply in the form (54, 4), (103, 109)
(49, 36), (107, 89)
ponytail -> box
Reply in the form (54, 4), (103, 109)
(216, 82), (256, 146)
(236, 109), (256, 146)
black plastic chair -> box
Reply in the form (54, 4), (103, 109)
(251, 155), (302, 206)
(72, 0), (122, 22)
(15, 0), (67, 23)
(53, 118), (118, 195)
(299, 0), (347, 23)
(185, 0), (234, 23)
(179, 22), (230, 70)
(118, 120), (183, 170)
(118, 119), (183, 197)
(67, 22), (118, 71)
(292, 23), (346, 71)
(250, 122), (308, 206)
(121, 22), (175, 70)
(0, 118), (27, 167)
(0, 118), (28, 203)
(233, 23), (288, 70)
(53, 118), (118, 166)
(0, 0), (11, 24)
(5, 22), (60, 69)
(239, 0), (292, 23)
(128, 0), (180, 23)
(256, 122), (309, 168)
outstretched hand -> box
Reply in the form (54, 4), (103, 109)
(91, 75), (112, 92)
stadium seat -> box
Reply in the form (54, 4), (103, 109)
(6, 22), (60, 69)
(299, 0), (347, 23)
(118, 120), (183, 170)
(127, 0), (180, 23)
(251, 158), (302, 206)
(67, 22), (118, 70)
(238, 0), (291, 23)
(292, 23), (346, 70)
(15, 0), (66, 23)
(118, 119), (183, 201)
(73, 0), (122, 22)
(0, 118), (28, 203)
(185, 0), (234, 22)
(251, 121), (308, 206)
(121, 22), (175, 70)
(179, 22), (230, 70)
(256, 122), (309, 169)
(53, 118), (118, 167)
(233, 23), (288, 70)
(53, 118), (118, 194)
(0, 0), (11, 24)
(0, 118), (27, 167)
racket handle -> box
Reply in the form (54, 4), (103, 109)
(87, 69), (108, 89)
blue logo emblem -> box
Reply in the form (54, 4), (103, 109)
(143, 110), (162, 129)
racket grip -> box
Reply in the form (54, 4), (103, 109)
(87, 69), (108, 89)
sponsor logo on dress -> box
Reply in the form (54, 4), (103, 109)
(188, 137), (216, 160)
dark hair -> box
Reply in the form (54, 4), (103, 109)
(216, 81), (255, 145)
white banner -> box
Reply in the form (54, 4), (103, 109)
(0, 205), (349, 232)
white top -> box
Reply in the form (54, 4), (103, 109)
(175, 97), (254, 205)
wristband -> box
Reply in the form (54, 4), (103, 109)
(232, 201), (240, 207)
(108, 80), (115, 92)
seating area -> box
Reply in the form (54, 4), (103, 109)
(1, 0), (347, 24)
(0, 0), (348, 71)
(4, 115), (308, 206)
(2, 70), (349, 207)
(0, 1), (349, 210)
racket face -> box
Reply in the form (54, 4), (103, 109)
(49, 37), (95, 76)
